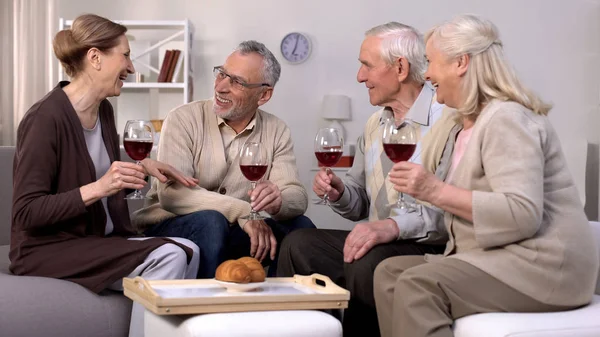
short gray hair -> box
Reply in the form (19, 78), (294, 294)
(365, 22), (426, 84)
(235, 40), (281, 87)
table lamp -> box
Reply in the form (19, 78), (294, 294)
(321, 94), (351, 140)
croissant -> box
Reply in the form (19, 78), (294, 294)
(215, 260), (251, 283)
(237, 256), (266, 282)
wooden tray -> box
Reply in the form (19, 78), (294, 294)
(123, 274), (350, 315)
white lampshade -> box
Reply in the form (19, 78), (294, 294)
(321, 94), (351, 121)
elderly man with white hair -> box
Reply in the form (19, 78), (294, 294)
(277, 22), (456, 337)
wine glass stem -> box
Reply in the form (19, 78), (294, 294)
(398, 192), (406, 208)
(323, 167), (332, 204)
(250, 181), (258, 216)
(134, 160), (142, 198)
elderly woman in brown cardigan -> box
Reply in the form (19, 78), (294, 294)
(10, 14), (200, 337)
(374, 14), (599, 337)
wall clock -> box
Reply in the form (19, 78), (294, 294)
(280, 32), (312, 64)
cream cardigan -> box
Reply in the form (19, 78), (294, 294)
(432, 100), (598, 306)
(132, 99), (308, 231)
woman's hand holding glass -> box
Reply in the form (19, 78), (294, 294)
(94, 161), (147, 198)
(388, 161), (444, 205)
(92, 159), (199, 201)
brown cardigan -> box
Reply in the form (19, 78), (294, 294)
(9, 82), (192, 293)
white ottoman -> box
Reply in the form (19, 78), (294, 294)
(145, 310), (343, 337)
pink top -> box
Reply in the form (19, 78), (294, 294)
(447, 127), (474, 182)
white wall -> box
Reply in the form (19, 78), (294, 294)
(57, 0), (600, 229)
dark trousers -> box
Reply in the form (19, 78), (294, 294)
(277, 228), (445, 337)
(144, 210), (316, 278)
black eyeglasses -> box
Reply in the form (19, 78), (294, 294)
(213, 66), (271, 90)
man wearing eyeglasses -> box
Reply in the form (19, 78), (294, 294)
(132, 40), (315, 279)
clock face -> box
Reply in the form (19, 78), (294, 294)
(280, 32), (311, 64)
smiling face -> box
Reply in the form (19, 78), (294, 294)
(213, 51), (272, 121)
(424, 38), (466, 108)
(96, 34), (134, 97)
(356, 36), (403, 107)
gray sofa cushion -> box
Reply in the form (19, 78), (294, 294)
(0, 146), (14, 246)
(0, 245), (132, 337)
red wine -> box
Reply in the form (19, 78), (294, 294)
(383, 143), (416, 163)
(240, 165), (268, 181)
(124, 139), (153, 161)
(315, 151), (343, 167)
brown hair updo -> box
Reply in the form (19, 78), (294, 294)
(53, 14), (127, 77)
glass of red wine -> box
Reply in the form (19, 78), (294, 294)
(314, 127), (344, 206)
(382, 117), (418, 211)
(239, 141), (268, 220)
(123, 120), (155, 200)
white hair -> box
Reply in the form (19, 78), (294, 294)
(365, 22), (427, 84)
(425, 14), (551, 117)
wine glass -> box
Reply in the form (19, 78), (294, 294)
(239, 142), (268, 220)
(123, 120), (154, 200)
(314, 127), (344, 206)
(382, 118), (418, 211)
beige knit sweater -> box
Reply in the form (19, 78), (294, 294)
(132, 99), (308, 231)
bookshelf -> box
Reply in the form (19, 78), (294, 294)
(57, 19), (194, 105)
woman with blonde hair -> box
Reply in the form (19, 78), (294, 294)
(374, 14), (599, 337)
(10, 14), (199, 337)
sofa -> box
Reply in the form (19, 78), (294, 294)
(2, 143), (600, 337)
(0, 146), (136, 337)
(0, 145), (341, 337)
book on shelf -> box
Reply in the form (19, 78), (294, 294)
(157, 50), (173, 82)
(171, 51), (184, 83)
(157, 49), (183, 83)
(166, 49), (181, 82)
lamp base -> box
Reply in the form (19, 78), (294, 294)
(327, 120), (346, 142)
(317, 155), (354, 167)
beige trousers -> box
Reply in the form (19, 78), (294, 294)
(373, 256), (573, 337)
